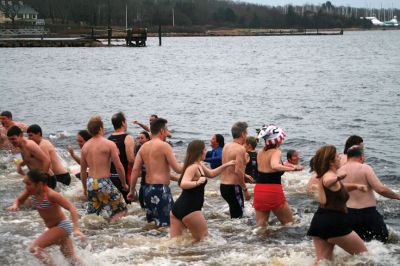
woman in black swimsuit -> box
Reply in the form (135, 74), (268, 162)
(307, 145), (367, 263)
(170, 140), (235, 242)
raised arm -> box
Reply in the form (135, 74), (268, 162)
(132, 120), (150, 132)
(67, 146), (81, 164)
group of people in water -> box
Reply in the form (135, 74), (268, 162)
(1, 109), (399, 265)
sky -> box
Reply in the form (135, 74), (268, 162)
(240, 1), (400, 9)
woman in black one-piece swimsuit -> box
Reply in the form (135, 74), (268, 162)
(170, 140), (235, 242)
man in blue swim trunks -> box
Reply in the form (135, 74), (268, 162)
(128, 118), (182, 227)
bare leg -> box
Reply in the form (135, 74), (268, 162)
(29, 227), (68, 266)
(272, 202), (294, 225)
(328, 231), (367, 255)
(60, 237), (83, 266)
(169, 212), (186, 239)
(182, 211), (208, 242)
(110, 210), (127, 223)
(312, 236), (334, 264)
(255, 210), (270, 226)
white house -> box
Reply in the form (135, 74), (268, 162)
(0, 1), (39, 24)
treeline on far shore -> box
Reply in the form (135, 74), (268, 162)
(23, 0), (400, 31)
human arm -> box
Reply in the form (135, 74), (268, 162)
(49, 191), (85, 240)
(343, 183), (368, 192)
(132, 120), (150, 132)
(16, 160), (26, 176)
(67, 146), (81, 164)
(170, 174), (180, 182)
(165, 144), (182, 174)
(201, 160), (236, 178)
(179, 165), (207, 189)
(127, 152), (143, 201)
(365, 165), (400, 199)
(204, 148), (222, 164)
(110, 142), (128, 191)
(80, 148), (88, 196)
(29, 142), (51, 173)
(235, 150), (250, 200)
(270, 150), (297, 171)
(125, 135), (135, 164)
(7, 189), (30, 211)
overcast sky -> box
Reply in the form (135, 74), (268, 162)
(240, 1), (400, 9)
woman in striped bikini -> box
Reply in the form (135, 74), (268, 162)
(8, 169), (85, 265)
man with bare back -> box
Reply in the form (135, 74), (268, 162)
(80, 116), (128, 222)
(220, 122), (251, 218)
(128, 118), (182, 227)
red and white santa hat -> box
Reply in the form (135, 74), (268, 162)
(257, 125), (286, 146)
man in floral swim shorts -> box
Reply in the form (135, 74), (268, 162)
(80, 116), (128, 222)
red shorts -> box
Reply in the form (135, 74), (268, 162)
(253, 184), (286, 211)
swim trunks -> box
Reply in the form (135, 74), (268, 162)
(55, 172), (71, 186)
(86, 177), (127, 218)
(139, 184), (146, 209)
(347, 207), (388, 243)
(57, 219), (73, 235)
(143, 184), (173, 227)
(220, 184), (244, 218)
(110, 173), (131, 204)
(253, 184), (286, 211)
(307, 207), (353, 240)
(47, 175), (57, 189)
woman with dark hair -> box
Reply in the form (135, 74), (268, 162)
(254, 125), (302, 227)
(67, 130), (92, 180)
(307, 145), (367, 263)
(204, 134), (224, 169)
(8, 169), (85, 265)
(170, 140), (234, 241)
(339, 135), (363, 167)
(134, 131), (151, 208)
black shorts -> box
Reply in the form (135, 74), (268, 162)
(55, 172), (71, 186)
(347, 207), (388, 243)
(47, 175), (57, 189)
(110, 173), (131, 204)
(220, 184), (244, 218)
(307, 207), (353, 240)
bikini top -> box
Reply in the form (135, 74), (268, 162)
(256, 171), (284, 184)
(31, 194), (56, 210)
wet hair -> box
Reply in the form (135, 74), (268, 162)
(178, 140), (205, 186)
(150, 118), (168, 135)
(347, 145), (364, 159)
(215, 134), (225, 147)
(140, 131), (150, 140)
(245, 136), (257, 149)
(287, 149), (297, 160)
(78, 130), (92, 141)
(0, 111), (12, 119)
(87, 116), (103, 136)
(309, 156), (315, 173)
(231, 122), (248, 139)
(27, 169), (49, 184)
(7, 125), (22, 137)
(111, 112), (126, 130)
(27, 124), (42, 136)
(344, 135), (363, 154)
(313, 145), (337, 179)
(150, 114), (158, 119)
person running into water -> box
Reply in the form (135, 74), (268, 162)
(134, 131), (151, 209)
(283, 149), (304, 170)
(170, 140), (235, 241)
(127, 118), (182, 227)
(338, 145), (400, 243)
(244, 136), (258, 183)
(132, 114), (158, 132)
(27, 124), (72, 186)
(67, 130), (92, 180)
(254, 125), (302, 226)
(339, 135), (363, 167)
(204, 134), (224, 169)
(307, 145), (368, 264)
(0, 110), (28, 150)
(108, 112), (135, 204)
(80, 116), (128, 222)
(7, 169), (85, 265)
(7, 126), (56, 188)
(220, 122), (250, 219)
